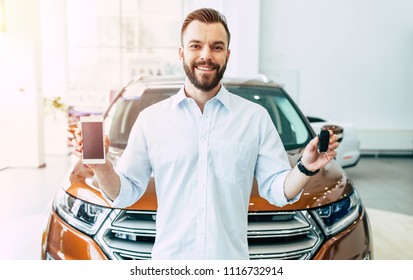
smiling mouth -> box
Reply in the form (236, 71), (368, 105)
(195, 62), (217, 72)
(197, 66), (215, 71)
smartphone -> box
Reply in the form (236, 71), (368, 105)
(318, 129), (330, 153)
(80, 115), (106, 164)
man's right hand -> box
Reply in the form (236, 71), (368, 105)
(71, 122), (111, 170)
(69, 122), (121, 201)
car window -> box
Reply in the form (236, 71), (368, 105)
(228, 86), (311, 150)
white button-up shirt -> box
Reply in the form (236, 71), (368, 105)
(110, 85), (300, 259)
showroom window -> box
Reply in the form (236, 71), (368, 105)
(66, 0), (185, 111)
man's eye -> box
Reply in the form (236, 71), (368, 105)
(213, 46), (224, 51)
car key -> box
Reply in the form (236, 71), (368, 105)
(318, 130), (330, 153)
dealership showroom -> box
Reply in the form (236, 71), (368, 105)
(0, 0), (412, 264)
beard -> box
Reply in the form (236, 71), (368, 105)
(183, 60), (227, 92)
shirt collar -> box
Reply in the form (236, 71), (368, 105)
(172, 84), (231, 111)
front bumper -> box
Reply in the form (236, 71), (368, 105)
(41, 207), (373, 260)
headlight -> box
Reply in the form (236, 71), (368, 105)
(311, 190), (362, 236)
(53, 188), (111, 235)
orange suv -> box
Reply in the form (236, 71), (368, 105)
(41, 77), (373, 260)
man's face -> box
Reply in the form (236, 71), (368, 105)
(179, 20), (230, 92)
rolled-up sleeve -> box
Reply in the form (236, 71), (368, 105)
(255, 110), (301, 207)
(109, 172), (147, 208)
(261, 169), (302, 207)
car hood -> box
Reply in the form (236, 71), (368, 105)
(63, 149), (354, 211)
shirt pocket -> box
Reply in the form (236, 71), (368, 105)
(209, 140), (254, 186)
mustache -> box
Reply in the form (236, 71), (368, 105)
(194, 61), (219, 69)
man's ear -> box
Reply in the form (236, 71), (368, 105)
(178, 47), (184, 61)
(226, 49), (231, 63)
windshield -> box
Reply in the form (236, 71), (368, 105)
(108, 85), (312, 150)
(227, 85), (311, 150)
(108, 88), (176, 149)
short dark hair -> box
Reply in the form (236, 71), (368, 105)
(181, 8), (231, 47)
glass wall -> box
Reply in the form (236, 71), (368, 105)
(66, 0), (185, 111)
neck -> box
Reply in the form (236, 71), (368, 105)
(184, 80), (221, 113)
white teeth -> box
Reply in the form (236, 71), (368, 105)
(197, 66), (213, 71)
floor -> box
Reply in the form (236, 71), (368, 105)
(0, 155), (412, 260)
(345, 156), (413, 260)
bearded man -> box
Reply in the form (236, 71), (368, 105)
(73, 8), (339, 260)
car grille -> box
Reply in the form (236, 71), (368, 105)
(95, 209), (323, 260)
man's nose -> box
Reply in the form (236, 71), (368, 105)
(200, 46), (213, 60)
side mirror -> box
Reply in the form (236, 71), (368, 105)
(306, 116), (344, 143)
(321, 124), (344, 143)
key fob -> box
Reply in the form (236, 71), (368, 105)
(318, 130), (330, 153)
